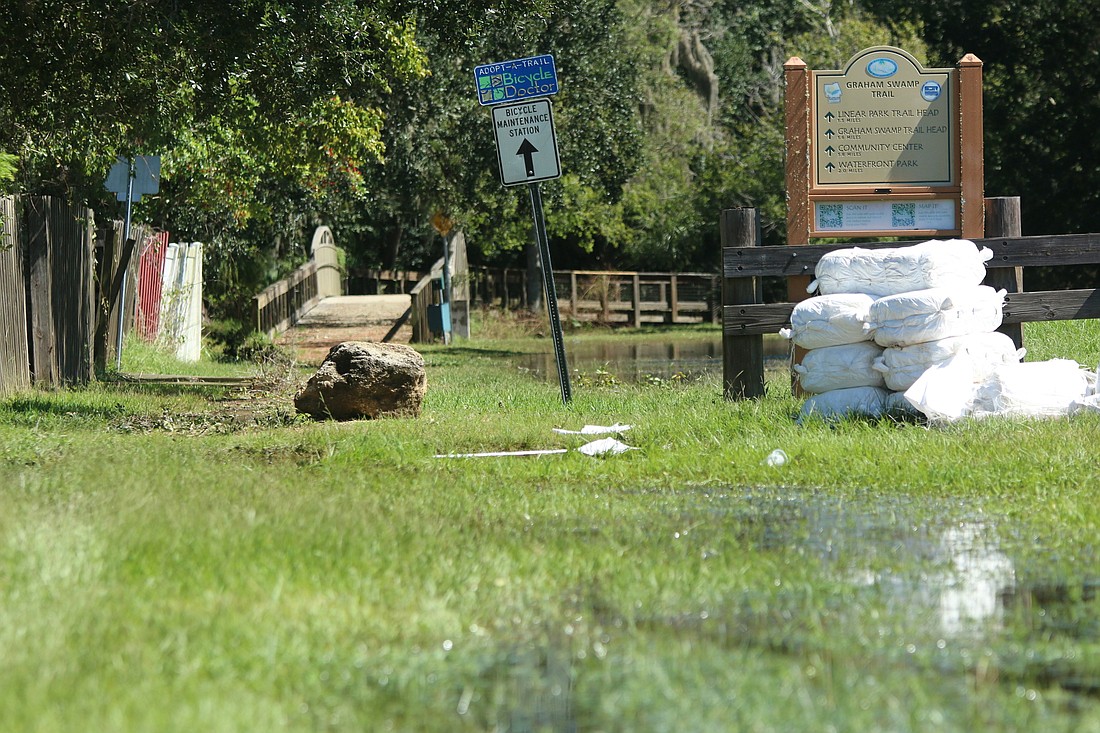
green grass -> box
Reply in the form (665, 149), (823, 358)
(1, 320), (1099, 732)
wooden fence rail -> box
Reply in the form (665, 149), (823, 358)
(721, 197), (1100, 400)
(254, 261), (319, 338)
(469, 267), (720, 326)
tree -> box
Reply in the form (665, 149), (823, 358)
(0, 1), (542, 322)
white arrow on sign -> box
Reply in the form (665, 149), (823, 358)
(491, 98), (561, 186)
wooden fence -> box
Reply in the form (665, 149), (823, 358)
(95, 219), (155, 372)
(0, 197), (30, 392)
(469, 267), (720, 326)
(720, 197), (1100, 400)
(348, 268), (426, 295)
(0, 196), (162, 392)
(0, 196), (106, 391)
(254, 260), (320, 338)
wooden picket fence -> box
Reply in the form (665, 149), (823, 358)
(0, 195), (162, 392)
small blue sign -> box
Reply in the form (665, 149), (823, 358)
(474, 54), (558, 106)
(866, 57), (898, 78)
(921, 80), (942, 102)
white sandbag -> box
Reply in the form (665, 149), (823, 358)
(809, 239), (993, 297)
(798, 386), (892, 423)
(884, 390), (922, 418)
(867, 286), (1006, 348)
(872, 332), (1025, 391)
(903, 352), (985, 422)
(972, 359), (1090, 418)
(793, 341), (886, 394)
(906, 355), (1092, 421)
(779, 293), (876, 349)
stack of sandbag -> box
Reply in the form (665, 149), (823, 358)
(780, 293), (889, 421)
(866, 285), (1020, 391)
(791, 239), (1019, 421)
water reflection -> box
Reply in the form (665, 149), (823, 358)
(704, 491), (1018, 634)
(518, 335), (789, 383)
(938, 522), (1016, 633)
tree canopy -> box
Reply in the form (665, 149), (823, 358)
(3, 0), (1098, 321)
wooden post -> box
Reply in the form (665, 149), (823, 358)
(984, 196), (1024, 349)
(784, 58), (813, 391)
(721, 208), (764, 400)
(670, 275), (679, 323)
(958, 54), (985, 239)
(570, 271), (577, 318)
(632, 273), (642, 326)
(784, 57), (811, 264)
(23, 197), (58, 386)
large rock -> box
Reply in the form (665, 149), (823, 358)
(294, 341), (426, 420)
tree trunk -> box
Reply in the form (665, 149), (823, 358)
(525, 238), (543, 312)
(382, 224), (402, 270)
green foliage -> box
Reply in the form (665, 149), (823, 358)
(862, 0), (1100, 236)
(0, 152), (15, 189)
(6, 0), (1100, 316)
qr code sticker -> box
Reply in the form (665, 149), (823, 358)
(818, 204), (843, 229)
(892, 203), (916, 229)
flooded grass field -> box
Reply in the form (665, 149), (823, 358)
(1, 322), (1099, 731)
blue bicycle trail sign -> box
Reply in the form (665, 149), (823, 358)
(474, 54), (558, 106)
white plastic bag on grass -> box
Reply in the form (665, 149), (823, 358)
(872, 332), (1024, 391)
(905, 356), (1092, 421)
(972, 359), (1090, 418)
(1068, 362), (1100, 413)
(793, 341), (886, 394)
(809, 239), (993, 297)
(868, 286), (1005, 348)
(902, 352), (984, 422)
(798, 386), (892, 423)
(780, 293), (876, 349)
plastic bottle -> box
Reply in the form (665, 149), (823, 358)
(764, 449), (788, 467)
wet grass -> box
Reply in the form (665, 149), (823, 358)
(1, 320), (1099, 731)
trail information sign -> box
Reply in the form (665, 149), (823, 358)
(474, 54), (558, 106)
(491, 99), (561, 186)
(813, 47), (954, 187)
(784, 46), (984, 240)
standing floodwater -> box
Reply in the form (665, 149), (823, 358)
(519, 334), (788, 383)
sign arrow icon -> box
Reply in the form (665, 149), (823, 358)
(824, 111), (835, 121)
(491, 98), (561, 186)
(825, 162), (836, 172)
(825, 129), (834, 139)
(825, 146), (835, 156)
(517, 138), (539, 177)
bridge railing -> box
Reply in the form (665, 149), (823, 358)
(252, 226), (341, 339)
(254, 260), (319, 338)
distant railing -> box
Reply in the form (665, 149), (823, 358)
(254, 260), (319, 338)
(350, 268), (428, 295)
(471, 267), (720, 326)
(252, 226), (342, 338)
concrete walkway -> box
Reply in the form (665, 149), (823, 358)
(276, 294), (412, 365)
